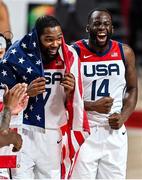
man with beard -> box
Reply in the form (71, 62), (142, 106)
(0, 15), (87, 179)
(71, 8), (138, 179)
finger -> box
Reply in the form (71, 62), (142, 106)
(105, 102), (113, 108)
(61, 83), (74, 90)
(10, 83), (22, 92)
(62, 75), (75, 82)
(27, 85), (46, 94)
(30, 82), (46, 90)
(9, 88), (26, 105)
(37, 90), (46, 94)
(32, 77), (46, 84)
(3, 84), (9, 96)
(64, 73), (74, 78)
(61, 80), (74, 88)
(21, 83), (28, 91)
(13, 86), (26, 98)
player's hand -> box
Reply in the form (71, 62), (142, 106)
(93, 97), (113, 113)
(108, 113), (124, 130)
(84, 97), (113, 113)
(0, 130), (22, 151)
(60, 73), (75, 99)
(11, 131), (23, 152)
(3, 83), (29, 115)
(27, 77), (46, 97)
(11, 94), (29, 115)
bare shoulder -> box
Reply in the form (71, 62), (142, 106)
(122, 43), (135, 66)
(122, 43), (134, 55)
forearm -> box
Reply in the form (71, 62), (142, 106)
(0, 133), (11, 148)
(0, 107), (11, 131)
(84, 101), (96, 111)
(121, 87), (137, 122)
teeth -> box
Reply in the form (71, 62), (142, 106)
(98, 33), (106, 36)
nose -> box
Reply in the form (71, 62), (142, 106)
(98, 23), (105, 30)
(52, 40), (59, 48)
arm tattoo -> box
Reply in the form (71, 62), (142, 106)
(0, 107), (11, 130)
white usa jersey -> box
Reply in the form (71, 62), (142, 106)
(43, 56), (67, 129)
(73, 39), (126, 126)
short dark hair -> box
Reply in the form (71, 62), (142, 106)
(88, 8), (112, 24)
(35, 15), (61, 37)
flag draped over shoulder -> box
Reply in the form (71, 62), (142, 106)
(60, 38), (90, 179)
(0, 29), (46, 132)
(0, 28), (90, 173)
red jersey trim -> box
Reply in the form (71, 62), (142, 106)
(75, 40), (123, 63)
(43, 56), (64, 69)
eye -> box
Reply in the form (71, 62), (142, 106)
(104, 21), (111, 26)
(93, 21), (100, 26)
(57, 36), (62, 41)
(45, 38), (53, 43)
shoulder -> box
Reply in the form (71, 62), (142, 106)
(122, 43), (134, 56)
(71, 39), (86, 56)
(122, 43), (135, 66)
(68, 45), (79, 58)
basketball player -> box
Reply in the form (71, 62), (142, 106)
(0, 15), (83, 179)
(71, 8), (138, 179)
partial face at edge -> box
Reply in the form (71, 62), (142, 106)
(39, 26), (63, 59)
(87, 11), (113, 48)
(0, 36), (6, 59)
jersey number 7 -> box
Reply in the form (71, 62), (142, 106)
(43, 88), (51, 105)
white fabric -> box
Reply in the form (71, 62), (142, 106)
(71, 125), (128, 179)
(0, 169), (10, 179)
(11, 129), (62, 179)
(44, 69), (67, 129)
(82, 60), (126, 127)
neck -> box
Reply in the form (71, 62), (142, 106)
(88, 39), (110, 53)
(41, 52), (59, 65)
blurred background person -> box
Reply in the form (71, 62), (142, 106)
(0, 34), (6, 60)
(0, 0), (11, 34)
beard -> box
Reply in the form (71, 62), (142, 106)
(89, 31), (112, 48)
(40, 47), (59, 64)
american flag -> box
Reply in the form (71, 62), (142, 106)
(60, 38), (90, 178)
(0, 28), (90, 175)
(0, 29), (46, 131)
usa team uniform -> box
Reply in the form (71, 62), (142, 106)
(71, 39), (127, 179)
(0, 28), (86, 179)
(11, 56), (66, 179)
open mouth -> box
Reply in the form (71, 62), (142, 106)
(97, 33), (107, 43)
(49, 49), (58, 55)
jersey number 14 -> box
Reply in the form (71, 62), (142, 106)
(91, 79), (110, 100)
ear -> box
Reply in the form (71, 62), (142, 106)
(86, 25), (89, 32)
